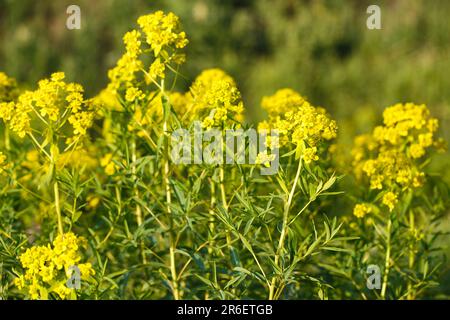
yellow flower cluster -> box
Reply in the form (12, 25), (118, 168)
(382, 191), (398, 212)
(0, 72), (95, 142)
(108, 31), (143, 92)
(137, 11), (188, 56)
(353, 203), (372, 219)
(188, 68), (244, 129)
(0, 93), (31, 138)
(0, 71), (19, 102)
(125, 87), (145, 102)
(261, 88), (305, 118)
(108, 11), (188, 93)
(373, 103), (441, 158)
(100, 153), (120, 176)
(258, 89), (337, 163)
(255, 151), (276, 168)
(351, 103), (444, 213)
(15, 232), (95, 300)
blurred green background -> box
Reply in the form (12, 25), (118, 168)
(0, 0), (449, 176)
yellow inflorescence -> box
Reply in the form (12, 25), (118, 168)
(187, 68), (244, 129)
(353, 203), (372, 219)
(382, 191), (398, 212)
(0, 72), (95, 142)
(137, 11), (188, 56)
(100, 153), (120, 176)
(351, 103), (444, 213)
(261, 88), (305, 118)
(108, 11), (188, 93)
(258, 89), (337, 163)
(255, 151), (276, 168)
(14, 232), (95, 300)
(0, 72), (19, 103)
(125, 87), (145, 102)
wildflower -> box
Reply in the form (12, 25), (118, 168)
(382, 192), (398, 212)
(107, 50), (143, 92)
(123, 30), (142, 58)
(68, 111), (95, 136)
(409, 144), (425, 159)
(0, 71), (19, 102)
(255, 151), (276, 168)
(261, 88), (305, 118)
(353, 204), (372, 218)
(373, 103), (439, 154)
(0, 72), (95, 144)
(87, 195), (101, 209)
(125, 87), (145, 102)
(188, 69), (244, 129)
(15, 232), (95, 300)
(78, 263), (95, 280)
(107, 11), (188, 93)
(137, 11), (188, 56)
(258, 89), (337, 163)
(100, 153), (119, 176)
(351, 103), (442, 196)
(0, 93), (32, 138)
(148, 58), (166, 80)
(302, 147), (319, 164)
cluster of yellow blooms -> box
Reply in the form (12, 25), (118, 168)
(120, 68), (244, 133)
(15, 232), (95, 300)
(352, 103), (444, 216)
(187, 69), (244, 129)
(258, 89), (337, 163)
(255, 151), (276, 168)
(0, 72), (94, 143)
(137, 11), (188, 57)
(0, 71), (19, 102)
(100, 153), (120, 176)
(108, 11), (188, 94)
(353, 203), (372, 219)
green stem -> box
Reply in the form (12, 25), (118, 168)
(50, 144), (63, 235)
(161, 79), (180, 300)
(219, 166), (233, 252)
(208, 182), (216, 255)
(381, 217), (392, 299)
(407, 210), (415, 300)
(269, 158), (302, 300)
(4, 127), (10, 151)
(131, 136), (146, 264)
(53, 180), (63, 235)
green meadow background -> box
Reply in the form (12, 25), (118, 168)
(1, 0), (449, 293)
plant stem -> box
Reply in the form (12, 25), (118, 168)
(131, 136), (146, 264)
(50, 144), (63, 236)
(4, 127), (10, 151)
(269, 158), (302, 300)
(381, 217), (392, 299)
(219, 166), (233, 251)
(407, 210), (415, 300)
(53, 180), (63, 235)
(208, 182), (216, 254)
(161, 79), (180, 300)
